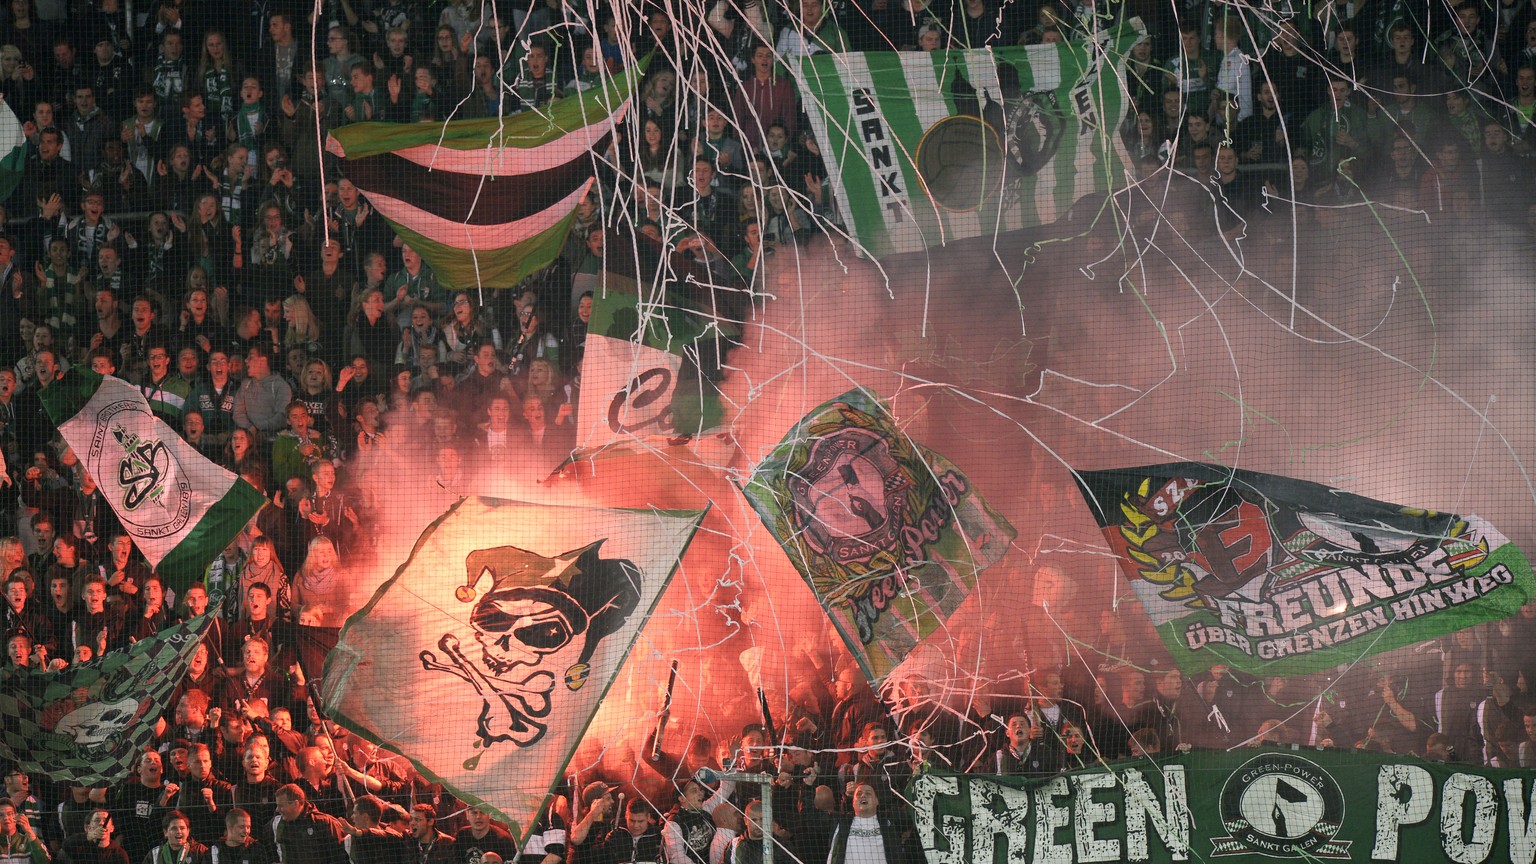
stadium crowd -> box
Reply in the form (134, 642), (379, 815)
(0, 0), (1535, 862)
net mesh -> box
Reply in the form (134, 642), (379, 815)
(1, 0), (1535, 861)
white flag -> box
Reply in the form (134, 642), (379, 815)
(41, 369), (263, 594)
(321, 497), (703, 840)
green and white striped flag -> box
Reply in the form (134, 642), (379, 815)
(0, 97), (25, 204)
(41, 369), (265, 595)
(326, 66), (636, 291)
(797, 22), (1143, 258)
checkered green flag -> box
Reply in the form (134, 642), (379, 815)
(0, 609), (218, 785)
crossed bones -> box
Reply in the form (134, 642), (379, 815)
(420, 633), (556, 748)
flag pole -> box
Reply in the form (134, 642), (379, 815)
(710, 770), (776, 864)
(293, 623), (361, 806)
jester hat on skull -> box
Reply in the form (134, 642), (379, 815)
(455, 540), (641, 687)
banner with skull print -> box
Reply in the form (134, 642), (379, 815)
(741, 388), (1015, 683)
(0, 609), (219, 785)
(320, 497), (704, 841)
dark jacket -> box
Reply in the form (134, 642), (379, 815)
(411, 831), (454, 864)
(142, 840), (209, 864)
(206, 838), (278, 864)
(273, 803), (350, 864)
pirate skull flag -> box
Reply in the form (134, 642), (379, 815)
(321, 497), (703, 839)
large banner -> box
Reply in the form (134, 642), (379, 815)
(741, 389), (1014, 682)
(1075, 463), (1536, 676)
(321, 497), (703, 841)
(912, 748), (1536, 863)
(325, 66), (632, 290)
(797, 22), (1142, 258)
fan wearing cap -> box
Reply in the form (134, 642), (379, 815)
(566, 781), (616, 860)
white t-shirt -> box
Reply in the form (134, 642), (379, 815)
(841, 816), (887, 864)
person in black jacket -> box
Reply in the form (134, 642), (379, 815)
(451, 809), (518, 864)
(175, 743), (233, 844)
(58, 810), (131, 864)
(408, 804), (455, 864)
(585, 799), (662, 864)
(211, 808), (277, 864)
(273, 785), (349, 864)
(346, 796), (410, 864)
(143, 810), (208, 864)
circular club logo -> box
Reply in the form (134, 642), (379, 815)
(91, 400), (194, 539)
(787, 427), (910, 565)
(606, 367), (674, 435)
(1214, 752), (1349, 859)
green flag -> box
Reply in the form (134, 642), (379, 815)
(741, 388), (1015, 682)
(40, 368), (265, 595)
(325, 67), (636, 291)
(575, 261), (735, 451)
(0, 609), (220, 785)
(1074, 462), (1536, 676)
(911, 747), (1536, 863)
(796, 22), (1143, 257)
(0, 98), (23, 204)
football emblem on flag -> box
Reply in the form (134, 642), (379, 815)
(915, 115), (1005, 212)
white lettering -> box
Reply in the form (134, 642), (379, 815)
(908, 775), (965, 864)
(1032, 776), (1072, 864)
(1502, 778), (1536, 864)
(1122, 767), (1190, 861)
(968, 779), (1029, 864)
(1373, 764), (1433, 860)
(1441, 773), (1497, 864)
(1073, 772), (1120, 862)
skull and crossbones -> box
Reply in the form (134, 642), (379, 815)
(421, 541), (641, 749)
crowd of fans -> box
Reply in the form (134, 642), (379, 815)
(0, 0), (1533, 862)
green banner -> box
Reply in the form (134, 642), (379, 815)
(1074, 463), (1536, 676)
(741, 388), (1015, 682)
(796, 23), (1143, 258)
(0, 609), (219, 785)
(912, 748), (1536, 863)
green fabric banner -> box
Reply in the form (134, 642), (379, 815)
(741, 388), (1015, 682)
(796, 23), (1143, 258)
(0, 609), (219, 785)
(912, 747), (1536, 863)
(1074, 463), (1536, 676)
(41, 368), (265, 597)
